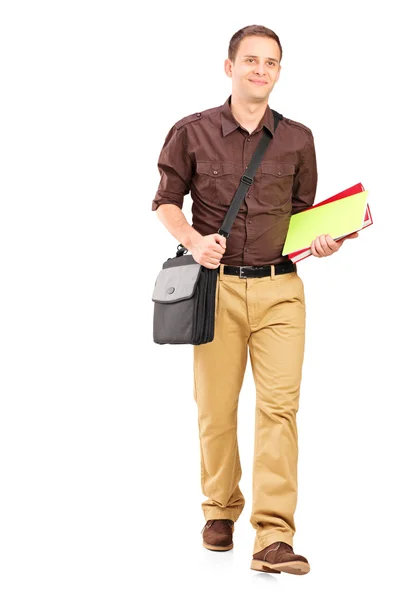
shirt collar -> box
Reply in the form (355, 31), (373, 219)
(221, 95), (275, 138)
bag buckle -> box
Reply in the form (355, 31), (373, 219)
(176, 244), (188, 257)
(241, 174), (253, 186)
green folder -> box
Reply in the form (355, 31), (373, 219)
(282, 191), (369, 256)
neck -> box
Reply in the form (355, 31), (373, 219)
(230, 92), (269, 133)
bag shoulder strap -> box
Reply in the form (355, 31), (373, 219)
(218, 109), (283, 238)
(176, 109), (283, 257)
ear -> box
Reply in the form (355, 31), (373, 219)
(224, 58), (233, 78)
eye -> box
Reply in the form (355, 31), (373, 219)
(246, 58), (255, 63)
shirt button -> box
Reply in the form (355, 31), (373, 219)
(196, 113), (201, 117)
(247, 194), (251, 198)
(277, 171), (282, 176)
(247, 138), (251, 142)
(245, 248), (249, 252)
(213, 170), (218, 174)
(248, 220), (252, 224)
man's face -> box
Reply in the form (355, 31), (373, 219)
(224, 35), (281, 102)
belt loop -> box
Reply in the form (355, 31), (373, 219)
(219, 263), (225, 281)
(270, 264), (275, 280)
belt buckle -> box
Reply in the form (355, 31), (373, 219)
(239, 266), (247, 279)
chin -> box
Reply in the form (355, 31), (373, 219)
(248, 84), (269, 96)
(252, 90), (269, 101)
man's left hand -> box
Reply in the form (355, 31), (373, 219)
(310, 232), (359, 258)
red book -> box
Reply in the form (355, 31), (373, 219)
(288, 182), (373, 263)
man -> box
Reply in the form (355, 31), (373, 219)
(151, 25), (357, 576)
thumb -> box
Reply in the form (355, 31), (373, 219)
(344, 232), (359, 240)
(215, 234), (227, 248)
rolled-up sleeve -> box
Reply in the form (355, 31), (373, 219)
(291, 132), (318, 215)
(151, 125), (193, 211)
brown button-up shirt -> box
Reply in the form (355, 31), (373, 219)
(152, 96), (318, 266)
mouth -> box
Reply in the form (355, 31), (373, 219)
(249, 79), (268, 86)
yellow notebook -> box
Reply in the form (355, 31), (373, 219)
(282, 190), (369, 256)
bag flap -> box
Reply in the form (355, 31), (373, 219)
(152, 262), (202, 303)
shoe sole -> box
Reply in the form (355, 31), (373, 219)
(203, 542), (233, 551)
(250, 559), (310, 575)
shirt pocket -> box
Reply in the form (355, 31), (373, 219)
(194, 161), (238, 205)
(259, 162), (296, 209)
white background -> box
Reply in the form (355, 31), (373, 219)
(1, 1), (399, 598)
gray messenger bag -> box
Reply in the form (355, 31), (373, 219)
(152, 110), (283, 345)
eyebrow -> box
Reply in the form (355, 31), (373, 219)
(243, 55), (279, 63)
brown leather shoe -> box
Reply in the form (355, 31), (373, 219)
(201, 519), (234, 551)
(251, 541), (310, 575)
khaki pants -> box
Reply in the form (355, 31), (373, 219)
(193, 265), (306, 554)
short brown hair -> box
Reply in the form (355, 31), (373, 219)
(228, 25), (282, 64)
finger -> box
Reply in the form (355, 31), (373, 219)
(313, 236), (325, 256)
(325, 234), (339, 252)
(205, 260), (220, 269)
(206, 256), (221, 266)
(319, 234), (334, 253)
(318, 234), (337, 255)
(208, 250), (224, 260)
(310, 239), (318, 256)
(311, 239), (322, 257)
(211, 244), (226, 255)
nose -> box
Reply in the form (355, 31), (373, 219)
(254, 62), (266, 76)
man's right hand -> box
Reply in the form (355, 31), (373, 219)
(188, 233), (227, 269)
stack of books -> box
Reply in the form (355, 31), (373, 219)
(283, 183), (373, 262)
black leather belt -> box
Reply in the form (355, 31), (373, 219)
(219, 261), (296, 278)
